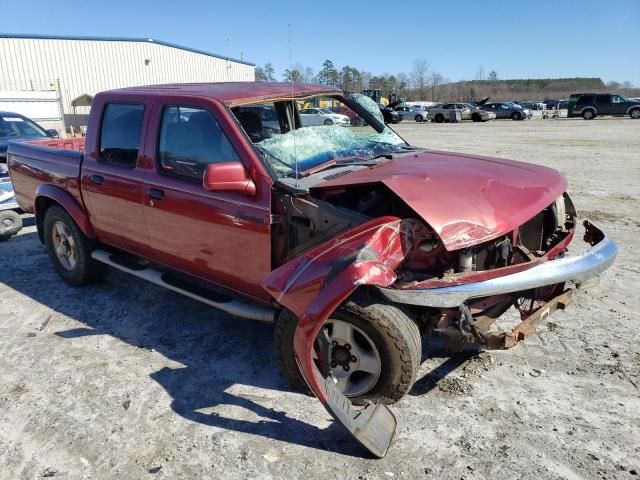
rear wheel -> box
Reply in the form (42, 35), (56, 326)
(511, 112), (522, 121)
(582, 109), (596, 120)
(275, 296), (421, 405)
(434, 114), (445, 123)
(43, 205), (106, 286)
(629, 108), (640, 119)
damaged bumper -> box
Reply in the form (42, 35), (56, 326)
(377, 221), (617, 308)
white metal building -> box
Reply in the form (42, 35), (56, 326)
(0, 34), (255, 130)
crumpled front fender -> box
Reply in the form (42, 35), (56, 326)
(263, 217), (408, 457)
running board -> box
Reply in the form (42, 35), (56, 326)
(91, 249), (276, 322)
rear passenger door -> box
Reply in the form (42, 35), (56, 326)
(81, 99), (151, 253)
(141, 99), (272, 301)
(595, 94), (612, 115)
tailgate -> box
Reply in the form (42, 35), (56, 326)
(8, 139), (84, 213)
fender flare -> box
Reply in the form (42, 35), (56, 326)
(263, 217), (410, 457)
(626, 105), (640, 115)
(35, 184), (95, 241)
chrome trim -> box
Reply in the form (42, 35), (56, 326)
(91, 249), (276, 322)
(378, 222), (617, 308)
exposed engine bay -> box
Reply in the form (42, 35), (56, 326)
(272, 182), (578, 350)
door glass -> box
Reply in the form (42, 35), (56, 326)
(611, 95), (624, 104)
(158, 106), (239, 181)
(99, 103), (144, 167)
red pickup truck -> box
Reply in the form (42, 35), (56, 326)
(7, 82), (617, 457)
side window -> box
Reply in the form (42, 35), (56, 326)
(611, 95), (624, 104)
(596, 94), (610, 105)
(158, 106), (239, 182)
(99, 103), (144, 167)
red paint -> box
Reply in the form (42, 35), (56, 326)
(313, 150), (567, 251)
(264, 217), (404, 402)
(35, 184), (95, 238)
(203, 162), (256, 196)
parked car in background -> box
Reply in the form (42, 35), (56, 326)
(567, 93), (640, 120)
(396, 105), (429, 122)
(379, 104), (402, 124)
(299, 107), (350, 126)
(517, 101), (544, 111)
(427, 103), (495, 123)
(0, 176), (22, 241)
(480, 102), (532, 120)
(0, 111), (59, 165)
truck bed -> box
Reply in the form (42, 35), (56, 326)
(7, 138), (85, 213)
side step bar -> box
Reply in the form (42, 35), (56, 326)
(91, 249), (276, 322)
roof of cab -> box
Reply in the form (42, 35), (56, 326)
(105, 82), (340, 105)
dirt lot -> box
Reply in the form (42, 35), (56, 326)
(1, 118), (639, 480)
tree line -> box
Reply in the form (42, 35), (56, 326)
(255, 59), (639, 102)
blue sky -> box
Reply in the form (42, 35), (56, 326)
(2, 0), (639, 85)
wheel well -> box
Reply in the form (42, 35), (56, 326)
(34, 196), (57, 244)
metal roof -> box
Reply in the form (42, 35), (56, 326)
(107, 82), (339, 105)
(0, 33), (254, 66)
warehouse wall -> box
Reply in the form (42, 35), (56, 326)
(0, 37), (255, 129)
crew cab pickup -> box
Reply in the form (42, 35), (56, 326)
(7, 83), (617, 458)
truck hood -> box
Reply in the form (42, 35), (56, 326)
(310, 150), (567, 251)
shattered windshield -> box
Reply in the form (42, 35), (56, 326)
(231, 94), (407, 178)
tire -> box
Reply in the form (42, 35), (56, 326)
(275, 295), (421, 406)
(323, 119), (333, 126)
(0, 210), (22, 241)
(629, 108), (640, 119)
(415, 114), (423, 122)
(511, 112), (522, 121)
(43, 205), (106, 286)
(434, 114), (444, 123)
(471, 113), (482, 123)
(582, 109), (596, 120)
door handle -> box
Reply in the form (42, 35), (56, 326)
(90, 175), (104, 185)
(148, 188), (165, 200)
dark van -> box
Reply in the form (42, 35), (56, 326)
(568, 93), (640, 120)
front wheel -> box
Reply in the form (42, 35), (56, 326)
(275, 296), (421, 405)
(511, 112), (522, 121)
(630, 108), (640, 119)
(323, 119), (334, 126)
(434, 114), (445, 123)
(43, 205), (106, 286)
(415, 114), (423, 122)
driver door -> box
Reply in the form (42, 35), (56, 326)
(141, 98), (272, 301)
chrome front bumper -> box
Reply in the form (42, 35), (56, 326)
(378, 221), (617, 308)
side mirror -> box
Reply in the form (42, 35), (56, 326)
(46, 129), (59, 138)
(203, 161), (256, 196)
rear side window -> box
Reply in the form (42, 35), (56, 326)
(576, 95), (594, 107)
(595, 94), (610, 105)
(158, 106), (239, 182)
(99, 103), (144, 167)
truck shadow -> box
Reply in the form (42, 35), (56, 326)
(1, 230), (473, 457)
(0, 231), (365, 457)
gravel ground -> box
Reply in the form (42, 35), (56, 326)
(1, 117), (639, 480)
